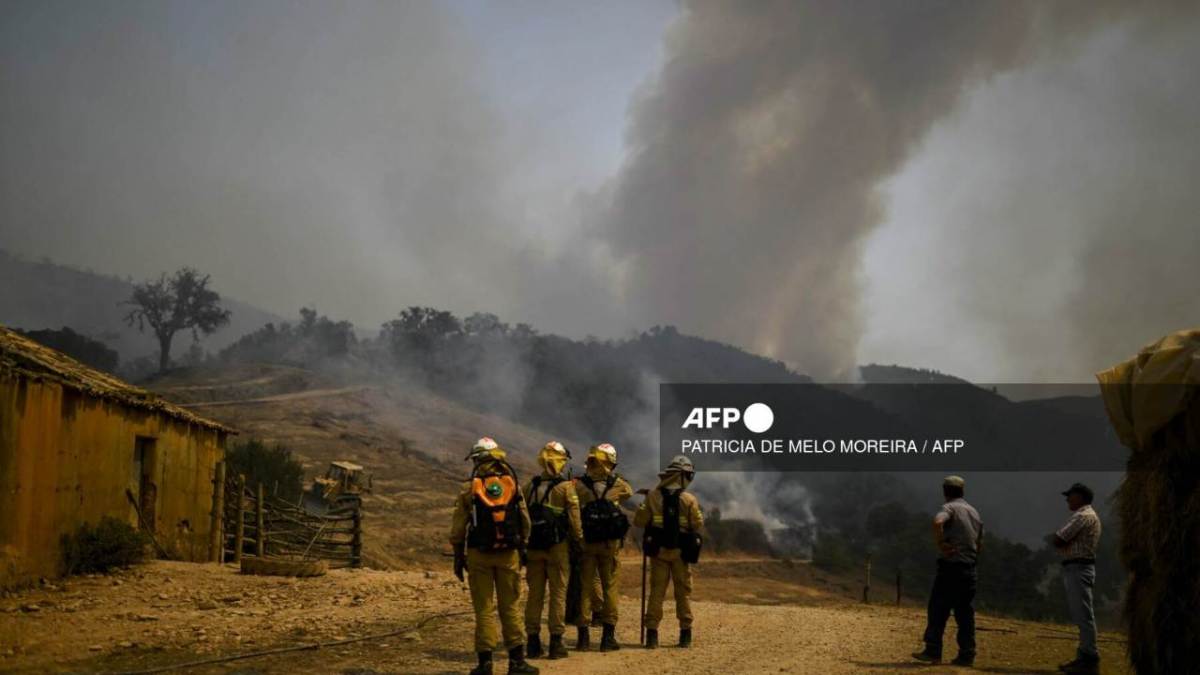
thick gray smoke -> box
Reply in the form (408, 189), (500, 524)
(3, 1), (1199, 382)
(591, 1), (1194, 378)
(863, 12), (1200, 381)
(0, 1), (534, 329)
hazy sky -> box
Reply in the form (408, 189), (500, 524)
(3, 1), (1198, 381)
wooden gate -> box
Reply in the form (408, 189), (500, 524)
(223, 474), (363, 569)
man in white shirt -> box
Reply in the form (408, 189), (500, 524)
(1053, 483), (1102, 675)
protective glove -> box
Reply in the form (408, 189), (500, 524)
(519, 549), (528, 568)
(569, 538), (583, 561)
(453, 543), (466, 582)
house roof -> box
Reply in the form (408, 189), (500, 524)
(0, 325), (234, 433)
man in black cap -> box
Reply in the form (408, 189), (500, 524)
(1053, 483), (1102, 674)
(913, 475), (983, 666)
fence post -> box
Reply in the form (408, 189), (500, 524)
(209, 461), (225, 563)
(234, 474), (246, 563)
(256, 482), (266, 557)
(862, 554), (871, 603)
(896, 569), (902, 606)
(351, 507), (363, 568)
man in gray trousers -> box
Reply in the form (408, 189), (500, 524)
(1053, 483), (1102, 675)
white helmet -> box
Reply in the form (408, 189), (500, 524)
(465, 436), (506, 462)
(587, 443), (618, 468)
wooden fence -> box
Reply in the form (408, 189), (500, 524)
(222, 474), (363, 569)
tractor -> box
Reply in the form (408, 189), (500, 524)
(302, 460), (370, 515)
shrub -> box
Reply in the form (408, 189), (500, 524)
(17, 326), (119, 373)
(705, 514), (774, 555)
(61, 516), (150, 575)
(225, 439), (306, 502)
(812, 531), (858, 573)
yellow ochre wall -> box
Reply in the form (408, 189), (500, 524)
(0, 373), (226, 587)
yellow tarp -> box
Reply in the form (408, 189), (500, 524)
(1096, 328), (1200, 451)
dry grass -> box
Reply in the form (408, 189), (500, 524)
(1117, 402), (1200, 675)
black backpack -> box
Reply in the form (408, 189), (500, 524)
(527, 476), (569, 550)
(642, 487), (683, 557)
(580, 475), (630, 544)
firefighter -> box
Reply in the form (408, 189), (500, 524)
(634, 454), (704, 648)
(573, 442), (633, 651)
(523, 441), (584, 659)
(449, 437), (538, 675)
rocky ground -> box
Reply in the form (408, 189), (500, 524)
(0, 558), (1129, 674)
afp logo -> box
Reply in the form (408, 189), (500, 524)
(681, 402), (774, 434)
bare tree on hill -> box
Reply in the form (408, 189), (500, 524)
(123, 268), (231, 373)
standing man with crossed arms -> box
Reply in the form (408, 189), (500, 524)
(1053, 482), (1103, 675)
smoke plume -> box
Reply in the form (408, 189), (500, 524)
(3, 1), (1199, 381)
(591, 1), (1193, 377)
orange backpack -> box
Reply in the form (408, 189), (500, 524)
(467, 473), (522, 551)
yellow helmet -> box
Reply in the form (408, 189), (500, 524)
(586, 443), (618, 469)
(466, 436), (507, 462)
(538, 441), (571, 475)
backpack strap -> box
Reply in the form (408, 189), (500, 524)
(597, 475), (616, 500)
(547, 476), (565, 503)
(532, 476), (562, 505)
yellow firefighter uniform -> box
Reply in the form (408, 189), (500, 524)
(574, 470), (633, 627)
(449, 457), (532, 655)
(634, 482), (704, 632)
(523, 474), (584, 636)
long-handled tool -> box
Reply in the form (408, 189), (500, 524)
(640, 540), (648, 646)
(636, 486), (650, 646)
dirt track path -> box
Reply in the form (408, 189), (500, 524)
(401, 595), (1127, 675)
(1, 561), (1128, 675)
(179, 385), (374, 407)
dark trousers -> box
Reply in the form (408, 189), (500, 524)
(922, 559), (977, 657)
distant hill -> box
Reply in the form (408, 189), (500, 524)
(621, 325), (811, 383)
(0, 249), (284, 365)
(858, 363), (971, 384)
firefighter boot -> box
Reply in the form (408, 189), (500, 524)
(575, 626), (590, 651)
(679, 628), (692, 648)
(644, 629), (659, 649)
(526, 633), (542, 658)
(468, 652), (492, 675)
(600, 624), (620, 651)
(508, 645), (539, 674)
(548, 633), (569, 659)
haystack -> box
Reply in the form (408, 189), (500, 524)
(1097, 329), (1200, 674)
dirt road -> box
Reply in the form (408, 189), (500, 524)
(0, 560), (1128, 674)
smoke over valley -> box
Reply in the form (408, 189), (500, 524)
(3, 1), (1199, 381)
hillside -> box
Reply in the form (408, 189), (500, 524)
(851, 366), (1124, 549)
(147, 363), (590, 567)
(0, 250), (283, 365)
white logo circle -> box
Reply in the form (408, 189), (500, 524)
(743, 402), (774, 433)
